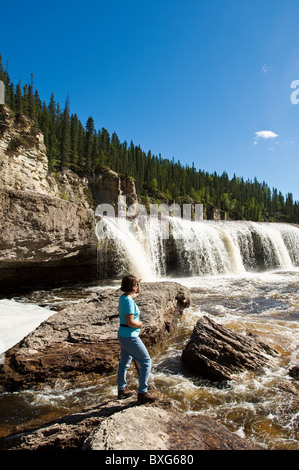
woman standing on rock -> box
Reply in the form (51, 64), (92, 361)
(117, 274), (157, 403)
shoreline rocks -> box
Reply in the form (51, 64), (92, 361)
(0, 392), (257, 451)
(181, 315), (279, 381)
(0, 282), (191, 392)
(0, 284), (286, 451)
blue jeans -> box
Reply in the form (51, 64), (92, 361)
(117, 334), (152, 394)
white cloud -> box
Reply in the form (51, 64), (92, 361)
(255, 130), (278, 139)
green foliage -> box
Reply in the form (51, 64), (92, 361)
(59, 191), (68, 201)
(7, 135), (32, 152)
(84, 186), (96, 208)
(1, 51), (299, 223)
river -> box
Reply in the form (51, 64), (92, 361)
(0, 220), (298, 449)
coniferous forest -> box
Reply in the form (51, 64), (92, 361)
(1, 54), (298, 223)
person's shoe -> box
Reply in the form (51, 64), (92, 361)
(137, 390), (158, 403)
(117, 387), (135, 399)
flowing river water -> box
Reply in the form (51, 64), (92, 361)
(0, 220), (298, 449)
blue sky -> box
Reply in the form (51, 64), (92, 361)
(1, 0), (299, 200)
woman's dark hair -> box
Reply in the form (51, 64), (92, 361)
(120, 274), (138, 293)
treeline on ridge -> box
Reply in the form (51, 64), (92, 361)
(1, 53), (298, 223)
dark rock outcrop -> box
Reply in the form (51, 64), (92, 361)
(0, 282), (190, 391)
(0, 188), (98, 292)
(182, 315), (279, 381)
(289, 365), (299, 380)
(89, 168), (138, 210)
(0, 392), (256, 450)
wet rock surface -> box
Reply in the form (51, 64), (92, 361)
(0, 282), (190, 391)
(182, 315), (279, 381)
(0, 392), (257, 450)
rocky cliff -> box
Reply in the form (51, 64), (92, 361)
(0, 105), (139, 294)
(0, 105), (96, 292)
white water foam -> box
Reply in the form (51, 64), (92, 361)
(0, 299), (52, 354)
(95, 218), (299, 279)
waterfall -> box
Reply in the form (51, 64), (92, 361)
(95, 216), (155, 280)
(95, 216), (299, 279)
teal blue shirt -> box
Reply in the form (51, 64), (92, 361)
(118, 294), (140, 338)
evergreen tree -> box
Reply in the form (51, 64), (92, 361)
(100, 127), (110, 164)
(27, 74), (36, 120)
(15, 80), (23, 114)
(70, 113), (80, 166)
(1, 50), (299, 223)
(39, 101), (50, 148)
(60, 94), (71, 168)
(85, 116), (95, 172)
(47, 92), (60, 167)
(0, 53), (4, 81)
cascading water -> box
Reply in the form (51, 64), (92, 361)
(1, 218), (298, 449)
(95, 216), (299, 279)
(95, 216), (155, 280)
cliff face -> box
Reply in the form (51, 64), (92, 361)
(0, 105), (99, 293)
(0, 188), (97, 290)
(89, 169), (138, 210)
(0, 107), (55, 195)
(0, 105), (143, 293)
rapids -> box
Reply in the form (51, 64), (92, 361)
(0, 220), (298, 449)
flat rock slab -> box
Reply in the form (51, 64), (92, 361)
(0, 393), (256, 450)
(182, 315), (279, 381)
(82, 403), (255, 451)
(0, 282), (190, 391)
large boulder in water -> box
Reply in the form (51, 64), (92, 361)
(181, 315), (279, 381)
(0, 282), (190, 392)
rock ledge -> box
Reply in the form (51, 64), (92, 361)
(0, 392), (257, 451)
(0, 282), (190, 391)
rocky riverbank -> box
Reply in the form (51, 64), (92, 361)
(0, 392), (258, 450)
(0, 280), (289, 450)
(0, 282), (191, 392)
